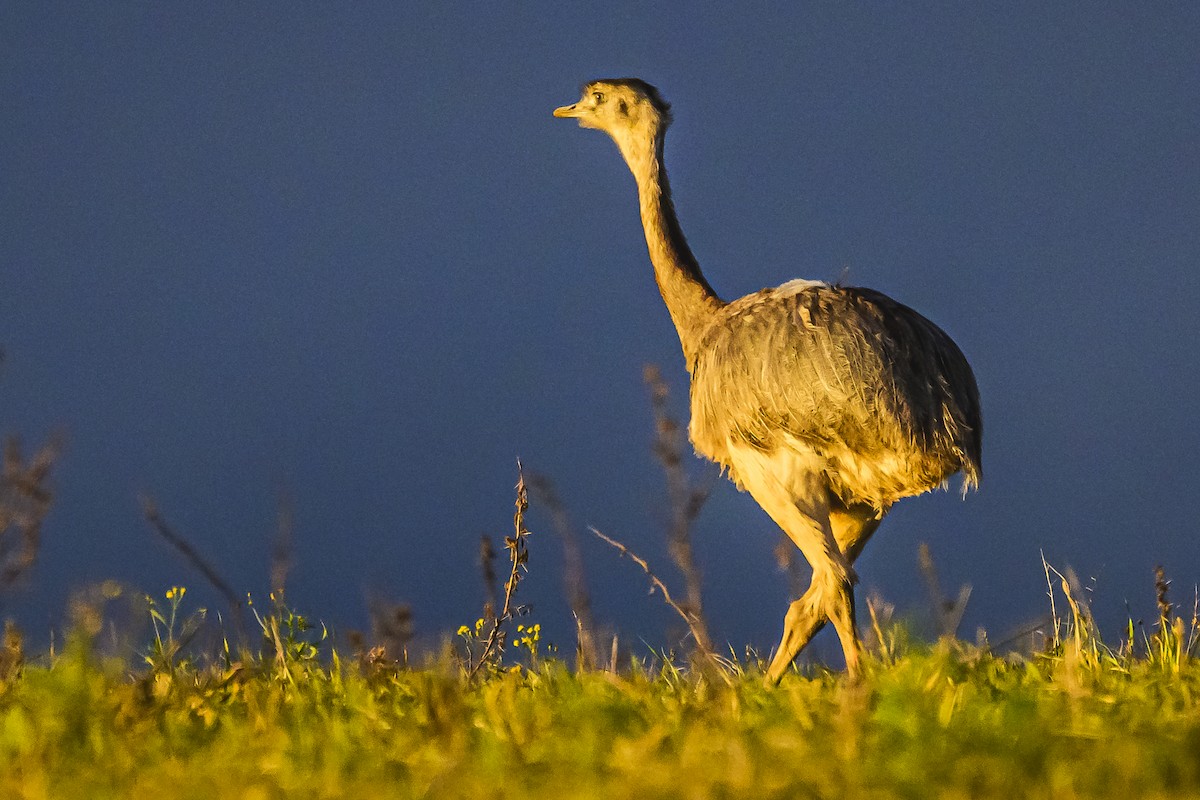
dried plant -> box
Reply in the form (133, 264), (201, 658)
(528, 474), (600, 671)
(1154, 565), (1172, 629)
(369, 598), (414, 667)
(1040, 553), (1111, 672)
(643, 365), (714, 657)
(0, 436), (60, 594)
(140, 496), (246, 641)
(917, 541), (972, 638)
(468, 464), (531, 678)
(1147, 565), (1193, 670)
(0, 620), (23, 680)
(479, 534), (498, 623)
(863, 593), (898, 660)
(269, 490), (294, 601)
(589, 526), (713, 657)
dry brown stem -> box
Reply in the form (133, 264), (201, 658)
(588, 525), (713, 657)
(918, 541), (971, 638)
(0, 436), (60, 592)
(528, 474), (599, 671)
(140, 495), (246, 640)
(370, 598), (414, 667)
(469, 463), (531, 678)
(643, 364), (714, 654)
(479, 534), (497, 622)
(1155, 564), (1172, 630)
(269, 489), (294, 601)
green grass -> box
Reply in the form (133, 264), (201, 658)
(3, 602), (1200, 800)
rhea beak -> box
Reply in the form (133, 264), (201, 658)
(553, 102), (583, 118)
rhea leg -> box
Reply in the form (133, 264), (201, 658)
(764, 500), (885, 684)
(766, 558), (857, 683)
(727, 443), (885, 683)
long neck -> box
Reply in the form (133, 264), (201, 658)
(618, 130), (723, 366)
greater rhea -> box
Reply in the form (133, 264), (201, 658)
(554, 79), (981, 683)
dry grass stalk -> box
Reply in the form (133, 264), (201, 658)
(990, 617), (1055, 655)
(269, 490), (294, 601)
(1189, 589), (1199, 658)
(917, 542), (971, 638)
(643, 364), (714, 655)
(369, 598), (414, 667)
(864, 593), (897, 660)
(1155, 565), (1172, 630)
(1039, 550), (1061, 651)
(528, 474), (599, 671)
(479, 534), (497, 622)
(469, 464), (531, 678)
(140, 496), (246, 640)
(1149, 565), (1191, 669)
(0, 620), (23, 680)
(0, 436), (60, 592)
(1040, 553), (1105, 670)
(588, 526), (713, 656)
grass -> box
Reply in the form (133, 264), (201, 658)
(3, 544), (1200, 800)
(2, 547), (1200, 799)
(3, 616), (1200, 800)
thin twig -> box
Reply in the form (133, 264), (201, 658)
(643, 365), (714, 653)
(1155, 565), (1172, 630)
(588, 525), (712, 656)
(368, 597), (413, 667)
(140, 495), (246, 640)
(270, 488), (294, 600)
(645, 369), (708, 603)
(1041, 550), (1059, 650)
(479, 534), (497, 622)
(0, 436), (60, 593)
(918, 541), (971, 638)
(991, 617), (1055, 653)
(469, 463), (530, 678)
(528, 473), (599, 671)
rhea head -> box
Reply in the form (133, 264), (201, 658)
(554, 79), (672, 163)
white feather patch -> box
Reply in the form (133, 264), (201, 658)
(775, 278), (828, 296)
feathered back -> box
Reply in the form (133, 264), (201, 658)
(688, 283), (981, 507)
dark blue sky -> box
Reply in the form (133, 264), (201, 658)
(3, 4), (1198, 656)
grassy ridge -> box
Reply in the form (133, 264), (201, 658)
(2, 628), (1200, 799)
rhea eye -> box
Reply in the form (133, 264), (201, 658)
(592, 91), (605, 103)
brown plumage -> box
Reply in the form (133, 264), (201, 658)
(555, 78), (981, 683)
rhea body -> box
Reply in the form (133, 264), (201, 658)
(554, 79), (981, 683)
